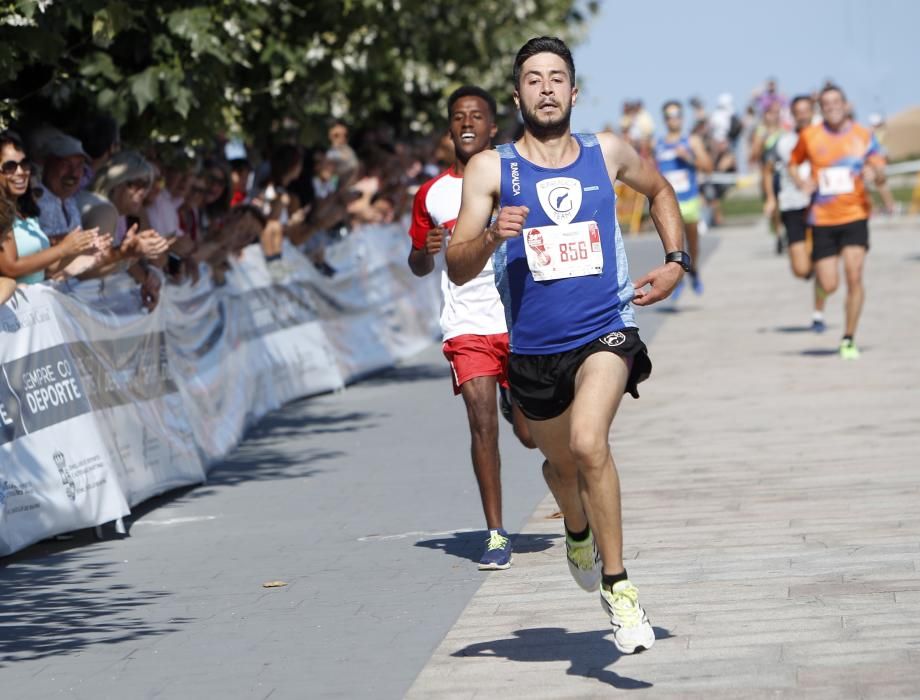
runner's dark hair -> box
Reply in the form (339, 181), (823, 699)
(791, 94), (814, 109)
(662, 100), (682, 115)
(819, 84), (846, 102)
(447, 86), (497, 120)
(513, 37), (575, 88)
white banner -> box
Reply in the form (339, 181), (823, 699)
(0, 286), (130, 555)
(0, 219), (442, 556)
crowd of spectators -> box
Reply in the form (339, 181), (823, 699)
(0, 115), (451, 307)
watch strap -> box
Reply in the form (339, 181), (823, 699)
(664, 250), (692, 271)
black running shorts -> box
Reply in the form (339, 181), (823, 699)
(781, 208), (809, 245)
(508, 328), (652, 422)
(811, 219), (869, 261)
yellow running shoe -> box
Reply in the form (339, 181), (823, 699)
(839, 339), (860, 360)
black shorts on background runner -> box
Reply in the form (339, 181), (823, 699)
(811, 219), (869, 261)
(781, 208), (809, 245)
(508, 328), (652, 421)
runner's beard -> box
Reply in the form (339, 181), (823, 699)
(521, 100), (572, 140)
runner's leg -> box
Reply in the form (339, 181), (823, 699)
(510, 403), (537, 449)
(523, 407), (588, 534)
(459, 375), (502, 530)
(568, 351), (630, 575)
(841, 245), (866, 338)
(814, 280), (828, 315)
(788, 242), (811, 279)
(813, 255), (839, 301)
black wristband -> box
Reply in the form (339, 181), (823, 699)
(664, 250), (692, 271)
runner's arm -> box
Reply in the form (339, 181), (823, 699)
(445, 151), (504, 285)
(408, 242), (434, 277)
(407, 185), (438, 277)
(599, 131), (684, 306)
(865, 136), (888, 186)
(601, 132), (683, 255)
(787, 134), (814, 193)
(689, 134), (713, 173)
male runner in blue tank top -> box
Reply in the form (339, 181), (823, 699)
(655, 100), (712, 296)
(447, 36), (688, 654)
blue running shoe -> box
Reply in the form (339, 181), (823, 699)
(479, 528), (512, 570)
(811, 317), (826, 333)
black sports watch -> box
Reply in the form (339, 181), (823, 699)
(664, 250), (692, 272)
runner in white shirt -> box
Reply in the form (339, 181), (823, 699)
(408, 86), (540, 571)
(763, 95), (827, 331)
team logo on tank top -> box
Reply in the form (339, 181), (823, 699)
(536, 177), (582, 225)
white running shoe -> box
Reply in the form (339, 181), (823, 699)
(566, 530), (601, 592)
(600, 580), (656, 654)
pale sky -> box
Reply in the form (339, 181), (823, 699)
(571, 0), (920, 133)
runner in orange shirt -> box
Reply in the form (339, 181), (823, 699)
(789, 85), (887, 359)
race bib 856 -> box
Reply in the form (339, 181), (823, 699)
(524, 220), (603, 281)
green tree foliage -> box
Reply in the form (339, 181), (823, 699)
(0, 0), (597, 146)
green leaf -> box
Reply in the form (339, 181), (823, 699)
(129, 67), (159, 113)
(91, 9), (116, 48)
(79, 52), (122, 82)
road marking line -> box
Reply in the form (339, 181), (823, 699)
(359, 527), (479, 542)
(133, 515), (219, 526)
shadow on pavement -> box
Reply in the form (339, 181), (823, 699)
(451, 626), (672, 689)
(797, 348), (843, 357)
(773, 325), (817, 334)
(415, 531), (559, 563)
(0, 547), (182, 667)
(191, 404), (378, 494)
(357, 362), (450, 388)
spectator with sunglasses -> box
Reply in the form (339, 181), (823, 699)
(0, 130), (99, 284)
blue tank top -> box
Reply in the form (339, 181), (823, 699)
(493, 133), (636, 355)
(654, 135), (699, 201)
(12, 217), (50, 284)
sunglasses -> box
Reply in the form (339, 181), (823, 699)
(125, 178), (151, 190)
(1, 159), (32, 176)
(665, 112), (682, 120)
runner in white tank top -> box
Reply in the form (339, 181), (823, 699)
(408, 86), (548, 572)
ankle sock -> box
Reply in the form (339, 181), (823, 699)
(602, 569), (629, 590)
(564, 522), (590, 542)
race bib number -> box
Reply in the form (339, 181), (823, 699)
(523, 220), (603, 282)
(665, 169), (691, 194)
(817, 166), (854, 196)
